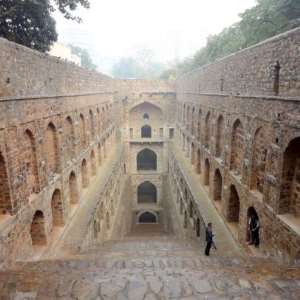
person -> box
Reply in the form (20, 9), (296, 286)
(205, 222), (217, 256)
(251, 217), (260, 247)
(247, 215), (254, 245)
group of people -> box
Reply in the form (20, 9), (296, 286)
(205, 214), (260, 256)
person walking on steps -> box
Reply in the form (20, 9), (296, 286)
(205, 222), (217, 256)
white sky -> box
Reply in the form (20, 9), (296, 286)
(54, 0), (256, 73)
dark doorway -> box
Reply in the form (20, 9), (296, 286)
(137, 149), (157, 170)
(139, 211), (157, 223)
(141, 125), (152, 138)
(138, 181), (157, 203)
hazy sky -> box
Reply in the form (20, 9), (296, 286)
(54, 0), (256, 73)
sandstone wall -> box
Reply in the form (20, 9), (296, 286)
(0, 39), (116, 268)
(0, 38), (112, 98)
(175, 28), (300, 262)
(177, 28), (300, 98)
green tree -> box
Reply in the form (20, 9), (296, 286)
(0, 0), (90, 52)
(162, 0), (300, 79)
(69, 45), (97, 70)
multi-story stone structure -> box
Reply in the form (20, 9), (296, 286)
(0, 27), (300, 275)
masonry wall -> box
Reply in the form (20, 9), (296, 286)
(177, 28), (300, 98)
(0, 38), (112, 98)
(175, 28), (300, 262)
(0, 38), (116, 268)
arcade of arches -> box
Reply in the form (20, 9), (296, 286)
(0, 29), (300, 277)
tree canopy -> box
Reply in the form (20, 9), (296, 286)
(69, 45), (97, 70)
(161, 0), (300, 79)
(0, 0), (90, 52)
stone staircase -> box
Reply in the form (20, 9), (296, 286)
(0, 234), (299, 300)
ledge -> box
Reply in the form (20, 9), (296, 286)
(177, 92), (300, 103)
(0, 91), (115, 102)
(277, 214), (300, 236)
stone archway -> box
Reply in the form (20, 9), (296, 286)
(138, 211), (158, 223)
(90, 150), (96, 176)
(196, 217), (201, 237)
(69, 171), (79, 205)
(216, 115), (224, 158)
(44, 122), (59, 174)
(204, 112), (211, 148)
(51, 189), (63, 227)
(251, 127), (267, 193)
(191, 143), (195, 165)
(81, 159), (89, 188)
(230, 119), (244, 175)
(246, 206), (260, 246)
(227, 185), (240, 223)
(196, 149), (201, 174)
(30, 211), (47, 246)
(204, 159), (210, 186)
(184, 210), (188, 228)
(137, 149), (157, 170)
(213, 169), (222, 201)
(137, 181), (157, 203)
(279, 137), (300, 216)
(0, 152), (11, 214)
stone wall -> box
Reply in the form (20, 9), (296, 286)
(177, 28), (300, 98)
(0, 38), (116, 268)
(175, 27), (300, 262)
(0, 38), (112, 98)
(83, 148), (127, 249)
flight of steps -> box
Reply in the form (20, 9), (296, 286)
(0, 232), (299, 299)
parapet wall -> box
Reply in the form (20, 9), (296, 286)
(177, 27), (300, 98)
(115, 79), (175, 94)
(0, 38), (112, 98)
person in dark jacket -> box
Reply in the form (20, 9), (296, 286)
(205, 222), (216, 256)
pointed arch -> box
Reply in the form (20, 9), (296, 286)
(90, 150), (96, 176)
(230, 119), (244, 175)
(79, 113), (86, 147)
(69, 171), (79, 204)
(30, 210), (47, 246)
(44, 122), (59, 174)
(213, 169), (222, 201)
(216, 115), (224, 158)
(24, 129), (39, 194)
(51, 189), (63, 226)
(279, 137), (300, 216)
(138, 211), (158, 223)
(204, 159), (210, 186)
(191, 142), (196, 165)
(81, 159), (89, 188)
(0, 152), (11, 214)
(227, 185), (240, 223)
(196, 149), (201, 174)
(137, 181), (157, 203)
(89, 109), (95, 138)
(251, 127), (267, 193)
(65, 116), (75, 161)
(204, 112), (211, 148)
(197, 109), (202, 141)
(137, 148), (157, 170)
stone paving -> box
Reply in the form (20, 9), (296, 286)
(0, 235), (299, 300)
